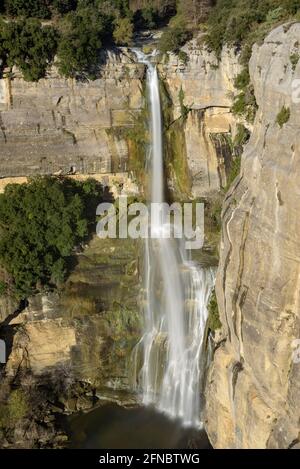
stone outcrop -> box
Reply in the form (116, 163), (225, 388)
(4, 236), (141, 393)
(205, 23), (300, 449)
(0, 39), (241, 199)
(0, 49), (144, 178)
(159, 42), (241, 197)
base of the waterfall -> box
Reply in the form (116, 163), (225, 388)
(64, 402), (211, 449)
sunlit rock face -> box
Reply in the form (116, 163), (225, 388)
(0, 49), (144, 178)
(205, 23), (300, 449)
(159, 41), (241, 197)
(5, 236), (141, 394)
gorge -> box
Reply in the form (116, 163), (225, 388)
(0, 0), (300, 451)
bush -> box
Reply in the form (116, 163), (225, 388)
(0, 177), (104, 297)
(113, 17), (133, 46)
(158, 24), (192, 54)
(234, 123), (250, 147)
(207, 289), (222, 332)
(232, 85), (257, 123)
(290, 52), (300, 71)
(226, 156), (241, 191)
(234, 68), (250, 90)
(276, 105), (290, 127)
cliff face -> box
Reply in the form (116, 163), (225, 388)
(0, 50), (144, 178)
(159, 42), (240, 196)
(205, 24), (300, 449)
(5, 236), (141, 393)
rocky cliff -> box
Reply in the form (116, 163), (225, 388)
(0, 49), (144, 178)
(0, 40), (240, 198)
(159, 42), (241, 196)
(205, 23), (300, 449)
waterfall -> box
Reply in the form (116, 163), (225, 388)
(132, 50), (215, 428)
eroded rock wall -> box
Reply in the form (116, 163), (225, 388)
(159, 42), (241, 197)
(205, 23), (300, 449)
(0, 49), (144, 178)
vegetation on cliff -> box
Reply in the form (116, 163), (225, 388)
(0, 177), (105, 298)
(205, 1), (300, 121)
(0, 0), (177, 80)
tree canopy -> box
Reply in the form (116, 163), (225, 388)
(0, 177), (104, 297)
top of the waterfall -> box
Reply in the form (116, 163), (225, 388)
(131, 48), (160, 66)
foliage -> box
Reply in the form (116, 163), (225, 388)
(0, 18), (57, 81)
(225, 156), (241, 192)
(206, 0), (300, 58)
(158, 22), (192, 54)
(56, 8), (111, 78)
(207, 289), (222, 332)
(290, 52), (300, 71)
(113, 17), (133, 46)
(232, 85), (257, 123)
(234, 68), (250, 90)
(234, 123), (250, 147)
(276, 105), (290, 127)
(4, 0), (51, 19)
(0, 177), (104, 298)
(178, 49), (189, 65)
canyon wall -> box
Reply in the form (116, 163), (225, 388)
(205, 23), (300, 449)
(0, 41), (240, 198)
(0, 49), (144, 178)
(159, 42), (240, 196)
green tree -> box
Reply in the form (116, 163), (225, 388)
(0, 177), (104, 297)
(57, 8), (111, 78)
(0, 18), (57, 81)
(113, 17), (133, 45)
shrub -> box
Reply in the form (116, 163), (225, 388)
(207, 289), (222, 332)
(113, 17), (133, 46)
(290, 53), (300, 71)
(158, 24), (192, 54)
(234, 123), (251, 147)
(226, 156), (242, 191)
(276, 106), (290, 127)
(178, 50), (189, 65)
(234, 68), (250, 90)
(232, 85), (257, 123)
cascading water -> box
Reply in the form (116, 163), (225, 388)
(132, 50), (215, 428)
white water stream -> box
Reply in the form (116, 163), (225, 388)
(132, 50), (215, 428)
